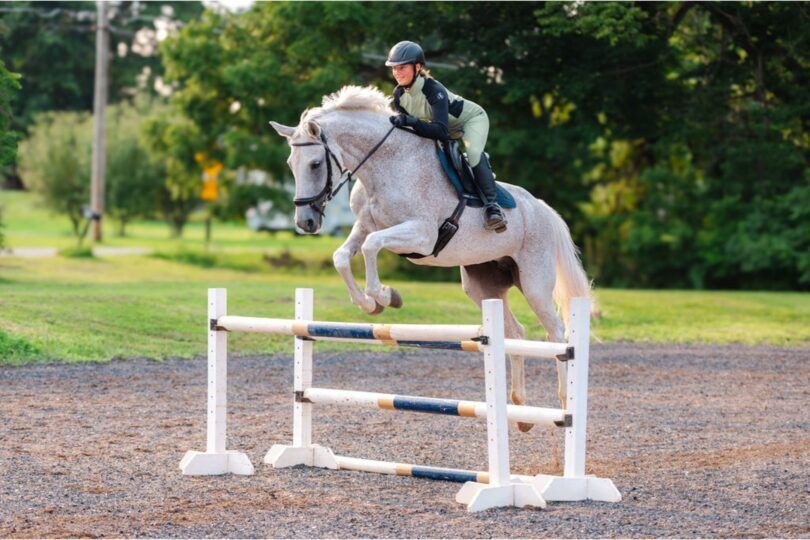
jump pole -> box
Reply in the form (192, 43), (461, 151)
(180, 287), (620, 511)
(265, 289), (547, 511)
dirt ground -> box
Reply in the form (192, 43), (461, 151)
(1, 343), (808, 538)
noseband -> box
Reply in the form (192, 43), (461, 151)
(290, 124), (397, 215)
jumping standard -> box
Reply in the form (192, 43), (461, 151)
(179, 288), (620, 512)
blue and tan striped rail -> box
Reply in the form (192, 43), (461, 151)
(215, 316), (482, 343)
(214, 316), (573, 360)
(299, 387), (571, 427)
(335, 455), (491, 483)
(333, 455), (538, 484)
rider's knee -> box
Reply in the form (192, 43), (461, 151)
(466, 148), (483, 167)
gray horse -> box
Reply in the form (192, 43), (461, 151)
(270, 85), (592, 431)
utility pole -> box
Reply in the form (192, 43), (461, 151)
(90, 0), (109, 242)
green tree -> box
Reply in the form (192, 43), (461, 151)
(18, 111), (93, 244)
(150, 3), (374, 235)
(158, 3), (370, 177)
(18, 102), (171, 242)
(0, 59), (21, 166)
(106, 99), (166, 236)
(0, 1), (204, 186)
(141, 110), (204, 237)
(155, 1), (809, 290)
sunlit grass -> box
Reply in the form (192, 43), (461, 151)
(0, 189), (343, 255)
(0, 255), (807, 365)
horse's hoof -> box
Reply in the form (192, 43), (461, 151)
(370, 302), (385, 315)
(389, 288), (403, 309)
(517, 422), (534, 433)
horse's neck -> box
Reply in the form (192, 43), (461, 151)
(324, 112), (427, 199)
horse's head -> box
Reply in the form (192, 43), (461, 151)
(270, 119), (344, 234)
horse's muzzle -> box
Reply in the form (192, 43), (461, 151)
(295, 206), (322, 234)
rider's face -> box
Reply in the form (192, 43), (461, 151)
(392, 63), (418, 86)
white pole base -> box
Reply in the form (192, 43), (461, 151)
(179, 450), (255, 476)
(264, 444), (339, 469)
(455, 480), (547, 513)
(534, 474), (622, 502)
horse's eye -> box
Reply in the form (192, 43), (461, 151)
(310, 160), (322, 170)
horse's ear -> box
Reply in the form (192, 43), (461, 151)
(304, 120), (321, 139)
(269, 121), (295, 138)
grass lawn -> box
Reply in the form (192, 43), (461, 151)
(2, 189), (808, 364)
(0, 189), (343, 256)
(1, 254), (808, 365)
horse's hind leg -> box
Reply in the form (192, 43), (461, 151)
(461, 260), (534, 432)
(514, 251), (567, 408)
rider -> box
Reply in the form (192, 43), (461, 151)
(386, 40), (508, 231)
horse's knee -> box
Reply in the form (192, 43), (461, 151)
(332, 249), (351, 272)
(360, 236), (381, 259)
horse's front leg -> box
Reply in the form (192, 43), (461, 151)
(332, 220), (379, 314)
(360, 221), (435, 309)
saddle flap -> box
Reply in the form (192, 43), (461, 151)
(436, 142), (517, 209)
(447, 141), (475, 188)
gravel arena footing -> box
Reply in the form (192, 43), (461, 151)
(1, 343), (808, 538)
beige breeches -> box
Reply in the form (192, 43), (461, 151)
(458, 111), (489, 167)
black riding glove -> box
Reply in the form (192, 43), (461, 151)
(389, 114), (415, 128)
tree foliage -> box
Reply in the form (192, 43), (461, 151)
(18, 104), (166, 241)
(150, 2), (810, 289)
(140, 108), (204, 237)
(105, 99), (167, 236)
(0, 59), (21, 167)
(0, 1), (203, 186)
(0, 1), (204, 132)
(18, 111), (93, 243)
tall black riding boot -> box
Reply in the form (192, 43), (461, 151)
(471, 153), (508, 232)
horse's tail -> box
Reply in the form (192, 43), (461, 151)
(548, 205), (593, 331)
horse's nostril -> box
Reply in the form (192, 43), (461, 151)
(305, 219), (315, 230)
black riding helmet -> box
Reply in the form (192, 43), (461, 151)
(385, 41), (426, 67)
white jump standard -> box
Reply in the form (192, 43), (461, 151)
(180, 288), (620, 512)
(178, 288), (254, 476)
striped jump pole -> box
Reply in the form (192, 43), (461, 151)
(180, 288), (620, 511)
(332, 455), (539, 485)
(297, 387), (571, 428)
(265, 289), (548, 512)
(216, 315), (483, 343)
(215, 315), (572, 360)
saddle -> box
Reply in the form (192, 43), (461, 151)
(436, 140), (516, 209)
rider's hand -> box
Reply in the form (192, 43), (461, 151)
(389, 114), (415, 128)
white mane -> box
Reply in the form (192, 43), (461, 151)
(296, 85), (392, 136)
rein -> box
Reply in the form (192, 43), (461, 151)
(291, 125), (396, 214)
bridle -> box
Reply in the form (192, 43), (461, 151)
(291, 124), (396, 215)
